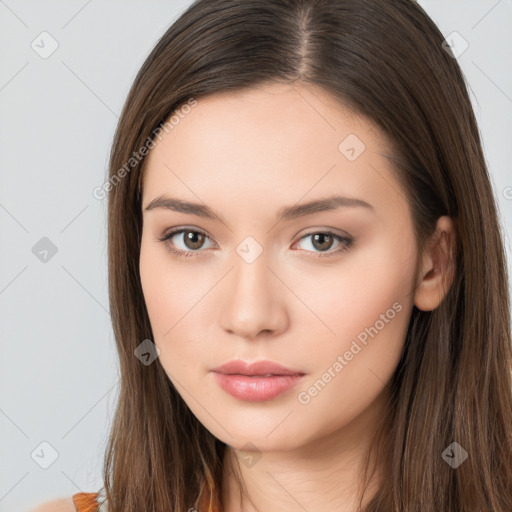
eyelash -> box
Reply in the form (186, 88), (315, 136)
(157, 228), (354, 259)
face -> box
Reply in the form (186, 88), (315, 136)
(139, 82), (419, 452)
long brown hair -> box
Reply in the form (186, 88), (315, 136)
(101, 0), (512, 510)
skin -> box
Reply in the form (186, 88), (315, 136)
(139, 82), (455, 512)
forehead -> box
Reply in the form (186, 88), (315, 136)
(142, 82), (408, 221)
(152, 82), (383, 157)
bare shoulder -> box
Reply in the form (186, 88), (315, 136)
(28, 497), (76, 512)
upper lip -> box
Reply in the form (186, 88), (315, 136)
(211, 360), (304, 376)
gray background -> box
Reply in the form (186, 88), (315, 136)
(0, 1), (511, 511)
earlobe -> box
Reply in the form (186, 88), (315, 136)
(413, 216), (456, 312)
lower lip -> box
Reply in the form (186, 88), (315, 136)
(212, 372), (305, 402)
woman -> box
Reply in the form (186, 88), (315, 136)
(34, 0), (512, 511)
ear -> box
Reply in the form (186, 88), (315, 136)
(413, 216), (456, 312)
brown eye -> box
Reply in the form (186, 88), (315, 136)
(158, 228), (215, 258)
(311, 233), (334, 251)
(295, 231), (354, 258)
(182, 230), (206, 250)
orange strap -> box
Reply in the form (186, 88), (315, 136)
(197, 481), (221, 512)
(72, 492), (99, 512)
(71, 488), (220, 511)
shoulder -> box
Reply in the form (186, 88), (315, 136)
(29, 497), (76, 512)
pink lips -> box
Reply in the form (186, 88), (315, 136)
(211, 360), (305, 402)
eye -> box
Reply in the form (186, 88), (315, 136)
(293, 230), (354, 258)
(157, 228), (215, 258)
(157, 228), (354, 259)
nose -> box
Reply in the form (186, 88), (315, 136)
(219, 250), (289, 340)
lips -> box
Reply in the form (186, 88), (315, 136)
(210, 359), (304, 377)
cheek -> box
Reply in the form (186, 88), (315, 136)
(140, 234), (206, 328)
(139, 238), (189, 365)
(293, 231), (416, 338)
(139, 237), (214, 378)
(291, 233), (416, 398)
(139, 240), (171, 337)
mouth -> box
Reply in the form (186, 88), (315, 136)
(210, 360), (305, 402)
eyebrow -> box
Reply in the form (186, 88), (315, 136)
(143, 194), (374, 223)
